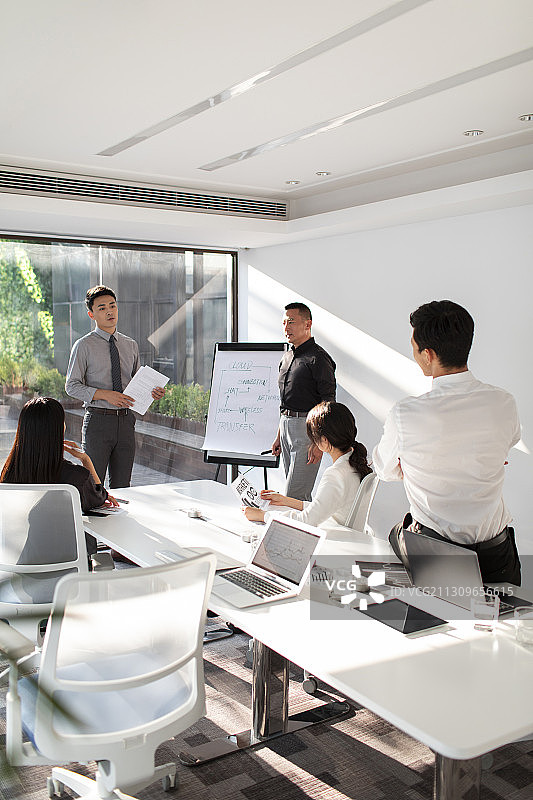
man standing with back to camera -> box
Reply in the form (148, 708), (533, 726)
(271, 302), (336, 501)
(373, 299), (521, 585)
(66, 285), (165, 489)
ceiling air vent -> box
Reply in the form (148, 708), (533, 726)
(0, 167), (287, 220)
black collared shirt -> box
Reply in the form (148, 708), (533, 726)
(279, 337), (336, 413)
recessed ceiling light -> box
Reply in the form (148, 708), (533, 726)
(463, 129), (484, 136)
(315, 171), (331, 176)
(285, 180), (300, 185)
(519, 113), (533, 122)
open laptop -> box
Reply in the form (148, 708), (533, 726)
(210, 516), (326, 608)
(402, 529), (531, 615)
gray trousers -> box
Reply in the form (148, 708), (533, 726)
(82, 409), (136, 490)
(280, 415), (320, 502)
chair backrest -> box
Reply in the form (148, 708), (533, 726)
(32, 554), (216, 791)
(344, 473), (380, 533)
(0, 484), (89, 640)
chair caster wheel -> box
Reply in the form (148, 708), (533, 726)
(47, 777), (64, 798)
(162, 772), (178, 791)
(303, 676), (318, 695)
(226, 622), (244, 634)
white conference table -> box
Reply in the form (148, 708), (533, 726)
(84, 480), (533, 800)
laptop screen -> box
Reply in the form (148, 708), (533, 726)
(403, 530), (483, 609)
(251, 519), (321, 586)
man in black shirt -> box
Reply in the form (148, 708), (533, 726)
(271, 302), (336, 501)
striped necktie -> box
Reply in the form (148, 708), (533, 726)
(109, 334), (123, 392)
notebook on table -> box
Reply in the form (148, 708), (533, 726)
(210, 516), (325, 608)
(402, 529), (531, 615)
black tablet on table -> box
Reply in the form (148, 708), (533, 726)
(358, 598), (447, 634)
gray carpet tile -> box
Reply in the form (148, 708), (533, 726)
(1, 624), (532, 800)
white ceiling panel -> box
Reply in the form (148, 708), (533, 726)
(194, 62), (533, 190)
(0, 0), (532, 221)
(1, 0), (381, 140)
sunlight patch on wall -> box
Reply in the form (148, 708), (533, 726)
(246, 267), (430, 422)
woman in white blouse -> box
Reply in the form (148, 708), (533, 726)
(244, 401), (372, 528)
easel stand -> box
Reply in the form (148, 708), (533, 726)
(205, 451), (279, 489)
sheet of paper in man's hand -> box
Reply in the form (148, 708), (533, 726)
(123, 366), (169, 415)
(232, 474), (270, 510)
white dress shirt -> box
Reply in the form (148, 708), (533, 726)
(265, 451), (361, 528)
(373, 371), (520, 544)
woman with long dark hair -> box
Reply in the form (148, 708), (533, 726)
(244, 401), (372, 527)
(1, 396), (115, 518)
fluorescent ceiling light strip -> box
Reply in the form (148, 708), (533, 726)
(97, 0), (431, 157)
(200, 47), (533, 171)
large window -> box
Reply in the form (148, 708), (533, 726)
(0, 237), (235, 485)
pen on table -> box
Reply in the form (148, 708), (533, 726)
(113, 498), (129, 504)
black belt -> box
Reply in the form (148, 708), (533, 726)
(412, 520), (510, 552)
(281, 409), (308, 418)
(87, 407), (130, 416)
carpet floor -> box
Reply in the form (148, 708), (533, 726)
(1, 623), (532, 800)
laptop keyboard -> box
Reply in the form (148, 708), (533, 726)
(222, 569), (287, 598)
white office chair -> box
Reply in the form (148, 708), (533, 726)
(0, 484), (90, 644)
(302, 473), (380, 695)
(344, 472), (380, 534)
(5, 553), (216, 800)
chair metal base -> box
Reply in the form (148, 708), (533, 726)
(48, 762), (177, 800)
(48, 767), (135, 800)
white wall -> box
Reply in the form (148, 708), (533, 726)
(240, 204), (533, 563)
(3, 187), (531, 564)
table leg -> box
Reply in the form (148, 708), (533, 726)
(434, 753), (481, 800)
(251, 639), (289, 741)
(179, 640), (350, 765)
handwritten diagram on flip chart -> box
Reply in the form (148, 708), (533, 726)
(203, 346), (284, 456)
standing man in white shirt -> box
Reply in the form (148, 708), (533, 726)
(373, 299), (521, 585)
(66, 285), (165, 489)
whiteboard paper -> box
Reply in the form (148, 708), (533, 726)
(203, 348), (282, 455)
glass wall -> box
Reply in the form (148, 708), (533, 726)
(0, 237), (235, 485)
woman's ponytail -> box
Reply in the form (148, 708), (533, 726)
(348, 440), (372, 479)
(307, 401), (373, 480)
